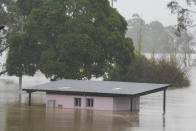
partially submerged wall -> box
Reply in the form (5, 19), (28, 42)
(46, 94), (140, 111)
(113, 96), (140, 111)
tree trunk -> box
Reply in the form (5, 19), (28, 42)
(183, 49), (187, 67)
(111, 0), (113, 7)
(188, 52), (191, 66)
(187, 42), (191, 66)
(138, 21), (143, 53)
(18, 15), (24, 103)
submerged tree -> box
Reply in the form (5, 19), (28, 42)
(105, 53), (190, 87)
(1, 0), (44, 102)
(6, 0), (134, 80)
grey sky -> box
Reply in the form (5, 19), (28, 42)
(113, 0), (178, 26)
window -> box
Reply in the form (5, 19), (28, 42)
(86, 98), (93, 107)
(47, 100), (56, 108)
(74, 98), (81, 107)
(58, 104), (63, 109)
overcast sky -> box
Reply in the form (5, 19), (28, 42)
(113, 0), (179, 26)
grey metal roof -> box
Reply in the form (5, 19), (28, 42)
(23, 79), (170, 96)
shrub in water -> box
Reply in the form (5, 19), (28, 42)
(105, 53), (190, 87)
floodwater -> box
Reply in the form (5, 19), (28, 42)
(0, 67), (196, 131)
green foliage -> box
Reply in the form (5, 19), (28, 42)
(0, 0), (18, 54)
(106, 53), (190, 87)
(167, 1), (196, 33)
(6, 0), (134, 80)
(6, 33), (40, 77)
(17, 0), (43, 16)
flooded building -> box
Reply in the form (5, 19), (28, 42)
(23, 79), (170, 112)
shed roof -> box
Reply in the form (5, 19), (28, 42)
(23, 79), (170, 97)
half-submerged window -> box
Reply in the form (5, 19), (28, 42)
(48, 100), (56, 108)
(86, 98), (93, 107)
(74, 98), (81, 107)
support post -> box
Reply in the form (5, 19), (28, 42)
(19, 76), (22, 103)
(130, 96), (133, 112)
(28, 92), (31, 106)
(163, 88), (166, 114)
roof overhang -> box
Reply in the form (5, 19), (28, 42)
(22, 79), (171, 97)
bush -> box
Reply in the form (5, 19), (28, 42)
(105, 53), (190, 87)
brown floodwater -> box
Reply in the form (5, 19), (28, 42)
(0, 67), (196, 131)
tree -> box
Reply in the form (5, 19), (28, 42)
(109, 0), (196, 33)
(0, 0), (43, 56)
(2, 0), (44, 102)
(127, 18), (174, 53)
(0, 25), (5, 53)
(146, 21), (169, 53)
(177, 31), (194, 66)
(165, 26), (195, 66)
(7, 0), (134, 81)
(105, 53), (190, 87)
(167, 0), (196, 33)
(17, 0), (43, 17)
(6, 33), (40, 102)
(0, 0), (16, 55)
(0, 0), (21, 76)
(126, 14), (145, 52)
(6, 33), (38, 77)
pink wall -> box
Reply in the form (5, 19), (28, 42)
(46, 94), (114, 110)
(93, 97), (113, 110)
(46, 94), (74, 108)
(113, 96), (140, 111)
(46, 94), (140, 111)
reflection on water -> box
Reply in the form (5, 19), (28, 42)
(0, 67), (196, 131)
(45, 108), (139, 131)
(1, 104), (139, 131)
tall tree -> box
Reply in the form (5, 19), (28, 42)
(127, 14), (145, 52)
(0, 0), (17, 55)
(177, 31), (194, 66)
(2, 0), (44, 102)
(0, 0), (22, 76)
(6, 0), (134, 81)
(127, 18), (173, 53)
(16, 0), (43, 98)
(6, 33), (38, 77)
(167, 0), (196, 33)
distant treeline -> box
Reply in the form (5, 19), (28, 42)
(126, 14), (195, 54)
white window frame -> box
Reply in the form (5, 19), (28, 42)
(47, 99), (56, 108)
(74, 97), (81, 107)
(86, 98), (94, 108)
